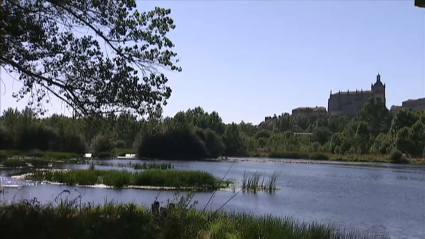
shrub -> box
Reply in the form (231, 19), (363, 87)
(388, 148), (408, 164)
(137, 128), (209, 160)
(114, 140), (126, 149)
(268, 151), (309, 159)
(309, 153), (329, 160)
(0, 150), (7, 160)
(91, 134), (114, 154)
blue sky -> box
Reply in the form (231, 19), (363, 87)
(1, 1), (425, 124)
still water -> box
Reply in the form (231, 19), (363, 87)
(1, 158), (425, 238)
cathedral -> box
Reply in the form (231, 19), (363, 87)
(327, 74), (386, 117)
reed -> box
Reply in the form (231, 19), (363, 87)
(27, 169), (222, 190)
(133, 162), (174, 170)
(0, 198), (388, 239)
(242, 171), (279, 193)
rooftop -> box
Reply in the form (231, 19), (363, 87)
(403, 97), (425, 102)
(293, 106), (327, 111)
(331, 90), (373, 96)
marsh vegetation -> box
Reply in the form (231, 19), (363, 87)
(242, 171), (279, 193)
(25, 169), (225, 190)
(0, 195), (386, 239)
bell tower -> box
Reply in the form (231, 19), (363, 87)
(371, 73), (386, 105)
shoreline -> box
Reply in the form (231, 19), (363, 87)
(210, 157), (387, 166)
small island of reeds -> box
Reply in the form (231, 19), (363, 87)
(24, 169), (228, 190)
(242, 171), (279, 193)
(132, 162), (174, 170)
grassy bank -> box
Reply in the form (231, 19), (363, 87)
(0, 199), (384, 239)
(264, 151), (422, 164)
(0, 159), (60, 168)
(268, 151), (331, 161)
(0, 150), (81, 160)
(26, 169), (224, 190)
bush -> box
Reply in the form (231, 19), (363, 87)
(0, 150), (7, 160)
(91, 134), (114, 154)
(137, 128), (210, 160)
(268, 151), (309, 159)
(388, 148), (408, 164)
(94, 151), (115, 159)
(114, 140), (126, 149)
(309, 153), (329, 160)
(0, 125), (14, 150)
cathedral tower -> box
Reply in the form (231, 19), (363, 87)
(371, 73), (386, 105)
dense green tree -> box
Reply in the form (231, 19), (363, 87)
(312, 126), (332, 145)
(357, 97), (391, 136)
(2, 100), (425, 160)
(222, 123), (246, 156)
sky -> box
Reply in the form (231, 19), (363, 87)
(1, 1), (425, 124)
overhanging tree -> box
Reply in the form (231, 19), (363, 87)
(0, 0), (181, 117)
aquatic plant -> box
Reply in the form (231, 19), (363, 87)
(0, 196), (389, 239)
(26, 169), (223, 190)
(242, 171), (279, 193)
(133, 162), (174, 170)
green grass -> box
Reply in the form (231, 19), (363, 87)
(133, 162), (174, 170)
(0, 159), (59, 168)
(27, 169), (223, 190)
(266, 151), (402, 163)
(0, 199), (387, 239)
(2, 150), (81, 160)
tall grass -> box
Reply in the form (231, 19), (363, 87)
(4, 150), (81, 160)
(0, 198), (388, 239)
(27, 169), (222, 190)
(133, 162), (174, 170)
(242, 171), (279, 193)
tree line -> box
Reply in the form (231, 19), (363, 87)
(0, 97), (424, 160)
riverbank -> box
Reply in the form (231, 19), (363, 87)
(0, 150), (81, 160)
(246, 150), (425, 165)
(213, 157), (385, 166)
(0, 199), (385, 239)
(21, 169), (228, 190)
(3, 149), (425, 167)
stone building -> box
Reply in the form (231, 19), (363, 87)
(292, 106), (327, 117)
(390, 98), (425, 113)
(327, 74), (386, 117)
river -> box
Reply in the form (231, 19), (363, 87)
(1, 158), (425, 238)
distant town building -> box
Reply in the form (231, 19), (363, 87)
(260, 72), (425, 126)
(390, 98), (425, 113)
(327, 74), (386, 117)
(390, 105), (404, 114)
(292, 106), (327, 117)
(259, 115), (278, 129)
